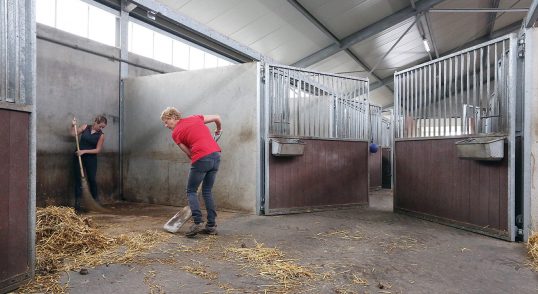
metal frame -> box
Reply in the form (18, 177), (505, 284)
(392, 34), (519, 241)
(292, 0), (446, 68)
(265, 63), (369, 141)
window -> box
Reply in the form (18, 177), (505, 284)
(36, 0), (118, 47)
(128, 20), (236, 70)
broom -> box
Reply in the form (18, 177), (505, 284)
(73, 122), (107, 212)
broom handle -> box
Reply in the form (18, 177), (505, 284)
(73, 123), (85, 178)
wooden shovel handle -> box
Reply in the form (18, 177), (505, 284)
(73, 124), (85, 178)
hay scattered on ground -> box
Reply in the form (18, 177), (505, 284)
(225, 240), (314, 292)
(181, 265), (219, 280)
(176, 235), (218, 253)
(528, 232), (538, 271)
(18, 206), (171, 293)
(378, 235), (423, 253)
(316, 229), (365, 240)
(144, 270), (165, 294)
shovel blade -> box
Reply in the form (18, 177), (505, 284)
(163, 206), (192, 233)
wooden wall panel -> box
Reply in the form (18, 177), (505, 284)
(0, 109), (30, 286)
(395, 138), (509, 234)
(268, 139), (368, 213)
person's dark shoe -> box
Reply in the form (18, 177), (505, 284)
(185, 223), (204, 238)
(202, 225), (218, 235)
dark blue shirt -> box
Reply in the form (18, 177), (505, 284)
(79, 125), (103, 156)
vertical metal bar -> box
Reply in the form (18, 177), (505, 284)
(449, 58), (453, 135)
(473, 49), (478, 135)
(442, 59), (448, 136)
(417, 68), (421, 137)
(428, 64), (432, 137)
(460, 53), (464, 135)
(0, 0), (6, 102)
(479, 47), (484, 134)
(487, 45), (491, 131)
(507, 35), (517, 241)
(465, 52), (466, 134)
(494, 42), (499, 132)
(432, 63), (436, 136)
(414, 69), (418, 137)
(402, 72), (409, 138)
(409, 70), (413, 137)
(499, 40), (502, 132)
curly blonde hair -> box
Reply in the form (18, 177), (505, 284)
(160, 107), (181, 121)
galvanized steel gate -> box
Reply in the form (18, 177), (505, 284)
(0, 0), (37, 292)
(393, 34), (522, 241)
(261, 64), (370, 214)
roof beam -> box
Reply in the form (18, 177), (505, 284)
(127, 0), (274, 63)
(286, 0), (388, 89)
(430, 8), (528, 13)
(487, 0), (501, 36)
(526, 0), (538, 28)
(291, 0), (446, 68)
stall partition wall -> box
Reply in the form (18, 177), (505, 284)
(263, 65), (369, 214)
(393, 34), (519, 240)
(0, 0), (36, 292)
(123, 63), (260, 213)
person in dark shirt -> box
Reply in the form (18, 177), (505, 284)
(71, 115), (107, 211)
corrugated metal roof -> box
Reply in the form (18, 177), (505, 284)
(155, 0), (533, 107)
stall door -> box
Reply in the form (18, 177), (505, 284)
(393, 35), (520, 241)
(261, 65), (370, 215)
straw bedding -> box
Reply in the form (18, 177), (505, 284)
(18, 206), (170, 293)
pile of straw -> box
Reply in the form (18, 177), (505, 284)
(529, 232), (538, 271)
(18, 206), (170, 293)
(225, 241), (314, 291)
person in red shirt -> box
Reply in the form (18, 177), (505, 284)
(161, 107), (222, 237)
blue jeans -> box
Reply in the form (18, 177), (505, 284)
(187, 152), (220, 226)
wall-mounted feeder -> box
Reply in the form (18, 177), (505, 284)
(455, 136), (505, 161)
(271, 138), (305, 156)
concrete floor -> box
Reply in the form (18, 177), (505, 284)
(62, 190), (537, 293)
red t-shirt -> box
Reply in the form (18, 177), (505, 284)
(172, 115), (221, 163)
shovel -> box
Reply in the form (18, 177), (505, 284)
(163, 131), (221, 233)
(73, 121), (107, 212)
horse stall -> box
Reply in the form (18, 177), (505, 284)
(393, 34), (526, 241)
(123, 63), (370, 215)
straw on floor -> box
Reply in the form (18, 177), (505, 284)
(17, 206), (171, 293)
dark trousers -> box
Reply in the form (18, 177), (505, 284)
(74, 154), (98, 209)
(186, 152), (220, 227)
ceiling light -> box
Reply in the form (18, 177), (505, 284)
(423, 39), (431, 53)
(147, 10), (157, 20)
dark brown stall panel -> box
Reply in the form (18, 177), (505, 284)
(369, 150), (382, 189)
(394, 138), (509, 239)
(0, 109), (31, 292)
(267, 139), (368, 214)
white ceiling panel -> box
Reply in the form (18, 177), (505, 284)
(160, 0), (333, 65)
(298, 0), (410, 39)
(351, 18), (429, 78)
(493, 0), (533, 31)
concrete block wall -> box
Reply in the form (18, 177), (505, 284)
(123, 63), (259, 213)
(36, 24), (183, 206)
